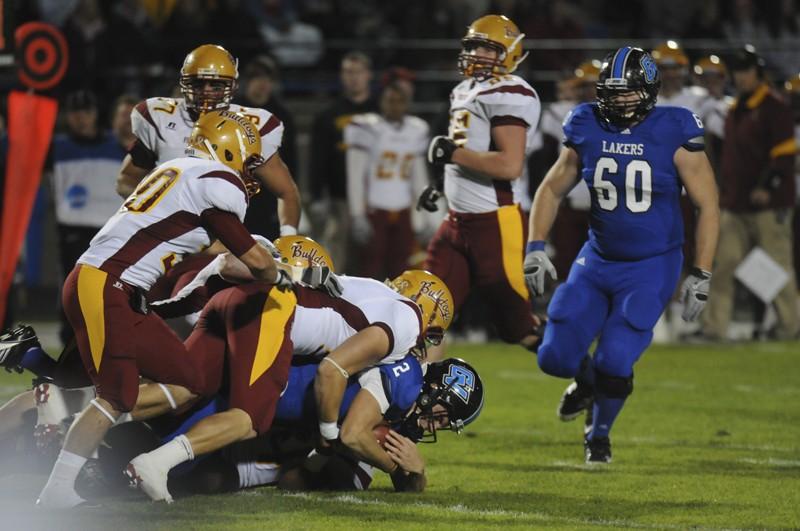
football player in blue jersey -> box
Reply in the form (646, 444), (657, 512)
(523, 47), (720, 463)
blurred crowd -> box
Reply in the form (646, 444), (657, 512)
(2, 0), (800, 343)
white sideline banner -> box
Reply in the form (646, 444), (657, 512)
(734, 247), (790, 304)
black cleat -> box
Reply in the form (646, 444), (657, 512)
(584, 435), (612, 464)
(0, 324), (40, 373)
(557, 381), (593, 421)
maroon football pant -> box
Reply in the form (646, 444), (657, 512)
(358, 208), (414, 280)
(425, 205), (535, 343)
(62, 264), (203, 412)
(185, 283), (296, 434)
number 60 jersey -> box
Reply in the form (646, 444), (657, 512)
(78, 157), (252, 291)
(563, 103), (705, 261)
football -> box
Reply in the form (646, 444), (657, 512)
(373, 424), (390, 448)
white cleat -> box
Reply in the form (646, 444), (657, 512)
(126, 454), (173, 503)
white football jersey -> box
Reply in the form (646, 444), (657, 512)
(444, 74), (541, 213)
(344, 113), (429, 212)
(131, 97), (283, 165)
(79, 157), (249, 290)
(656, 85), (709, 115)
(293, 275), (422, 364)
(697, 95), (734, 139)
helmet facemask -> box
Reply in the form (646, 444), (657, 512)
(180, 75), (237, 113)
(596, 85), (656, 128)
(458, 38), (506, 80)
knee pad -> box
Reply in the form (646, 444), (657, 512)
(621, 290), (662, 331)
(537, 331), (584, 378)
(594, 369), (633, 399)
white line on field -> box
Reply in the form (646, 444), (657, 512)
(0, 385), (27, 396)
(739, 457), (800, 468)
(496, 370), (545, 381)
(281, 491), (736, 530)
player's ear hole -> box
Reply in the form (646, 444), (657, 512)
(224, 149), (234, 162)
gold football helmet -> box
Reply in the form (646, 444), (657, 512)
(458, 15), (528, 79)
(693, 55), (727, 77)
(390, 270), (454, 345)
(574, 59), (602, 83)
(180, 44), (239, 112)
(785, 73), (800, 93)
(274, 236), (335, 280)
(651, 41), (689, 68)
(187, 110), (264, 192)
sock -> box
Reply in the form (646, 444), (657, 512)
(21, 346), (57, 378)
(38, 449), (87, 507)
(590, 395), (626, 439)
(575, 355), (595, 389)
(147, 435), (194, 470)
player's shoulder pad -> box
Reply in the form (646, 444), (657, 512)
(230, 103), (283, 138)
(666, 105), (706, 152)
(476, 75), (539, 105)
(405, 115), (430, 135)
(131, 97), (179, 143)
(191, 160), (249, 207)
(561, 102), (594, 147)
(380, 355), (424, 410)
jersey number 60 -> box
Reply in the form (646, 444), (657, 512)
(592, 156), (652, 213)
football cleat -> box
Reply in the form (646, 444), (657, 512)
(126, 455), (174, 503)
(557, 381), (594, 421)
(0, 324), (40, 373)
(584, 435), (612, 464)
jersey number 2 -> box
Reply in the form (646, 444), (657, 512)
(593, 157), (652, 213)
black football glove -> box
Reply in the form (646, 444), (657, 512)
(427, 136), (457, 165)
(272, 269), (294, 292)
(416, 186), (443, 212)
(301, 266), (343, 298)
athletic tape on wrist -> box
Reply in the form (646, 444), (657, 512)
(319, 421), (339, 441)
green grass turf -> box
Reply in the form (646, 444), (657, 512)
(0, 341), (798, 530)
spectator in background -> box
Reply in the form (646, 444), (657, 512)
(237, 55), (298, 239)
(61, 0), (112, 100)
(530, 61), (599, 280)
(254, 0), (323, 67)
(51, 90), (126, 345)
(652, 41), (707, 114)
(784, 74), (800, 289)
(701, 47), (799, 341)
(694, 55), (734, 178)
(344, 81), (430, 280)
(310, 51), (378, 272)
(111, 94), (138, 153)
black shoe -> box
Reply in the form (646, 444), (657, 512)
(584, 435), (612, 464)
(0, 324), (39, 373)
(557, 381), (593, 421)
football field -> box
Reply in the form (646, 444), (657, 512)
(1, 341), (798, 530)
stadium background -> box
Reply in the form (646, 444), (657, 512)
(0, 0), (798, 333)
(0, 2), (798, 528)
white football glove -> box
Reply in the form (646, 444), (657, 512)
(680, 268), (711, 322)
(301, 266), (343, 298)
(524, 250), (557, 297)
(351, 216), (373, 245)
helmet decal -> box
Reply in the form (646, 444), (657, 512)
(443, 364), (475, 404)
(641, 55), (658, 84)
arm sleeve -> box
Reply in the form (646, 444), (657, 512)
(128, 138), (157, 170)
(479, 85), (541, 130)
(677, 108), (706, 152)
(346, 147), (370, 218)
(130, 100), (161, 153)
(200, 208), (257, 257)
(358, 368), (391, 414)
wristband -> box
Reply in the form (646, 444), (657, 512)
(525, 240), (546, 254)
(319, 421), (339, 441)
(280, 224), (298, 236)
(689, 267), (712, 280)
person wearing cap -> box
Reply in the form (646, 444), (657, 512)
(701, 46), (799, 341)
(236, 55), (298, 239)
(51, 89), (127, 345)
(651, 41), (708, 114)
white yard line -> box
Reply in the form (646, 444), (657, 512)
(738, 457), (800, 468)
(280, 491), (737, 530)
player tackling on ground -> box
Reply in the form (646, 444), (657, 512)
(524, 47), (719, 463)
